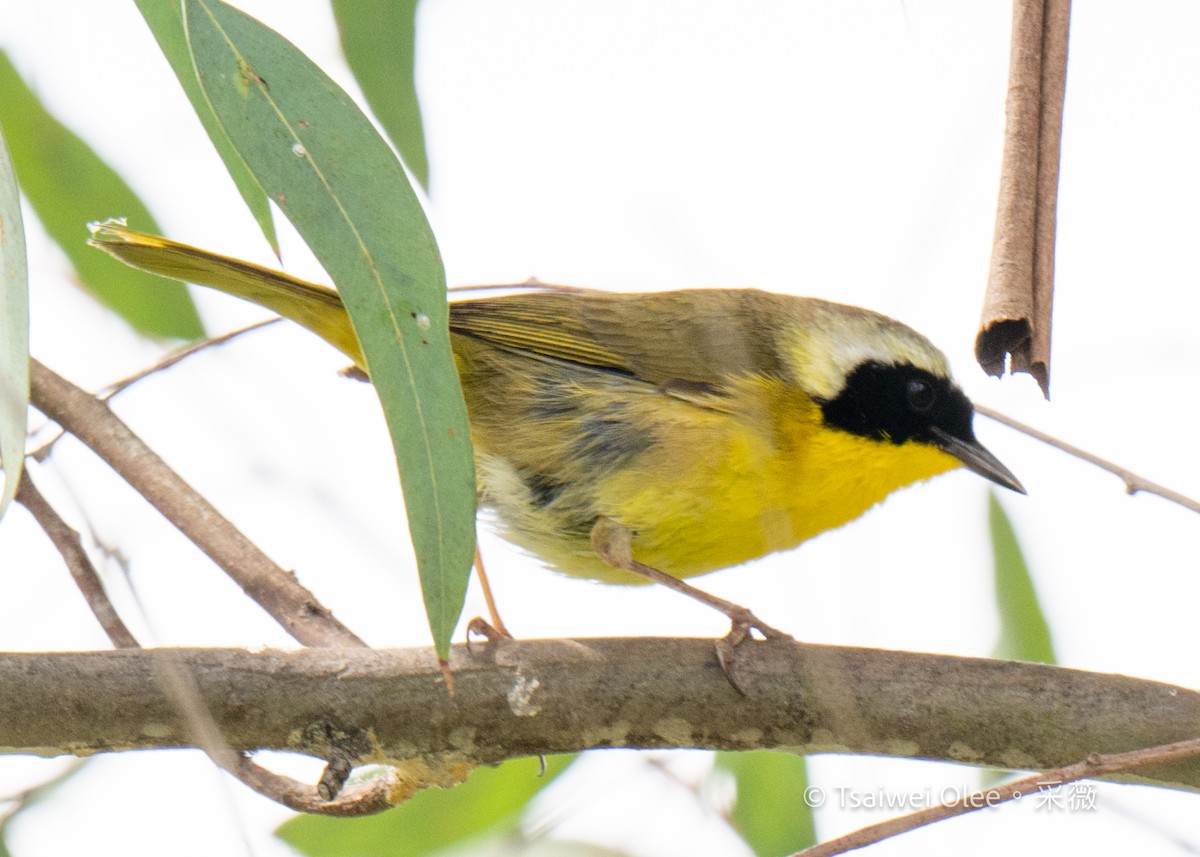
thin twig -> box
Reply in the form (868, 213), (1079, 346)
(977, 404), (1200, 514)
(150, 647), (396, 817)
(27, 358), (364, 648)
(795, 736), (1200, 857)
(30, 319), (282, 463)
(14, 471), (139, 649)
(228, 753), (397, 816)
(98, 317), (282, 400)
(15, 465), (384, 812)
(25, 357), (414, 810)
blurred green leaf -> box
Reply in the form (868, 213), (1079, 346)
(183, 0), (475, 658)
(0, 123), (29, 521)
(990, 491), (1055, 664)
(0, 52), (203, 340)
(133, 0), (278, 253)
(278, 756), (576, 857)
(445, 835), (633, 857)
(715, 751), (815, 857)
(331, 0), (429, 190)
(0, 760), (89, 855)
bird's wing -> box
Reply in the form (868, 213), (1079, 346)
(449, 289), (783, 392)
(450, 291), (633, 374)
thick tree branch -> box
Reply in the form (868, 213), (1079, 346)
(27, 358), (363, 648)
(2, 641), (1198, 795)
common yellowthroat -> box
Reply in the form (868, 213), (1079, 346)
(89, 223), (1023, 632)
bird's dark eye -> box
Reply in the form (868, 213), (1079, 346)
(906, 378), (936, 413)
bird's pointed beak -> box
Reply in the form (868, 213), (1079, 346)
(930, 427), (1025, 494)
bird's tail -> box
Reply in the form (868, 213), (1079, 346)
(88, 220), (365, 368)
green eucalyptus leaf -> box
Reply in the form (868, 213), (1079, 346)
(990, 491), (1055, 664)
(331, 0), (430, 190)
(182, 0), (475, 657)
(715, 751), (816, 857)
(278, 756), (575, 857)
(0, 123), (29, 521)
(134, 0), (279, 253)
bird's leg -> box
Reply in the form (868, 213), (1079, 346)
(466, 543), (512, 641)
(590, 517), (792, 641)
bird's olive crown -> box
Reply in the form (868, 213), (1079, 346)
(817, 360), (977, 447)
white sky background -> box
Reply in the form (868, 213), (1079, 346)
(1, 1), (1199, 854)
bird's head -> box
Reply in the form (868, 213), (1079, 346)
(781, 299), (1025, 494)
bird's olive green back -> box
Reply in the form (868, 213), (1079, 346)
(449, 289), (792, 388)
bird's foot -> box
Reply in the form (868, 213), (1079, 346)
(466, 616), (512, 649)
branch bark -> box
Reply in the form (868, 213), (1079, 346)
(3, 640), (1199, 795)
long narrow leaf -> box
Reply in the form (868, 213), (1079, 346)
(0, 52), (203, 340)
(133, 0), (278, 254)
(0, 124), (29, 520)
(183, 0), (475, 657)
(715, 751), (816, 856)
(0, 761), (88, 853)
(331, 0), (430, 190)
(278, 756), (575, 857)
(990, 491), (1055, 664)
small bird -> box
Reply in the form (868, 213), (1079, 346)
(91, 224), (1023, 636)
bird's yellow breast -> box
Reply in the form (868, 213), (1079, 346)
(473, 371), (961, 584)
